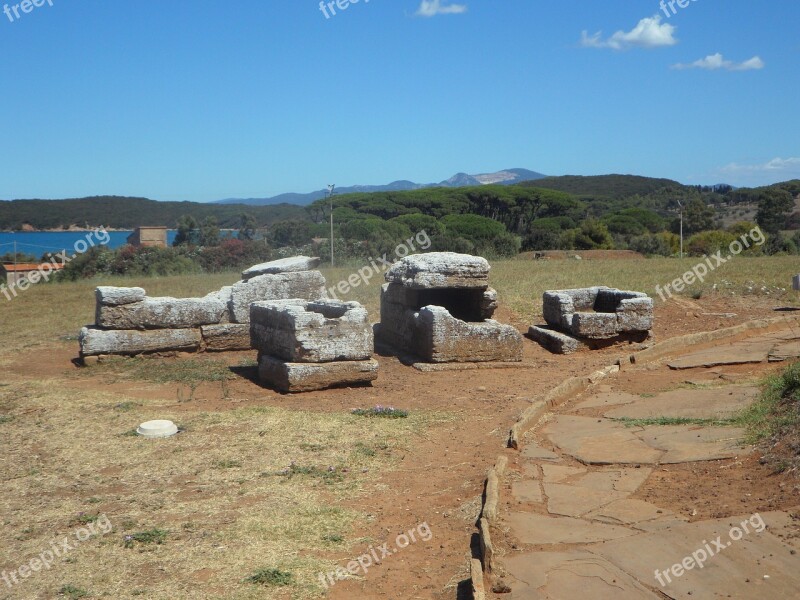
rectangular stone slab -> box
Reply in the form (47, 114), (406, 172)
(794, 274), (800, 291)
(257, 356), (379, 393)
(385, 252), (490, 289)
(229, 271), (326, 323)
(201, 324), (251, 351)
(96, 291), (229, 329)
(79, 326), (202, 356)
(95, 286), (146, 306)
(528, 325), (585, 354)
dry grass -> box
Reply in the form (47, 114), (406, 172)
(0, 378), (442, 599)
(0, 255), (798, 598)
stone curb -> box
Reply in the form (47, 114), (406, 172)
(470, 558), (486, 600)
(474, 454), (507, 590)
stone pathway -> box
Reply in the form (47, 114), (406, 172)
(502, 326), (800, 599)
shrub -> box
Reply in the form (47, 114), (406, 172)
(686, 230), (736, 256)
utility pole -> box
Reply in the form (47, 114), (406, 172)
(327, 184), (336, 267)
(676, 199), (684, 259)
(13, 240), (17, 272)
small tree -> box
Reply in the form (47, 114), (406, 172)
(199, 216), (220, 247)
(238, 213), (258, 241)
(756, 189), (794, 234)
(174, 215), (198, 246)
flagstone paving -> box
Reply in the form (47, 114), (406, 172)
(502, 324), (800, 599)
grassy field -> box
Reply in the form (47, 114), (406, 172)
(0, 255), (798, 598)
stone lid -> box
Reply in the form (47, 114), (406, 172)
(95, 286), (146, 306)
(242, 256), (321, 280)
(385, 252), (490, 289)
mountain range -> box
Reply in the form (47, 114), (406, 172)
(213, 168), (546, 206)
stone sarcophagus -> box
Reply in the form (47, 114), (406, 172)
(531, 286), (653, 354)
(251, 299), (378, 393)
(376, 252), (522, 363)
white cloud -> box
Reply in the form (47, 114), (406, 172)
(580, 16), (677, 50)
(415, 0), (467, 17)
(721, 158), (800, 175)
(672, 53), (765, 71)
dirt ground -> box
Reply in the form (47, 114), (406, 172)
(4, 295), (797, 599)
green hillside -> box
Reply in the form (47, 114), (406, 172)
(519, 174), (686, 199)
(0, 196), (307, 231)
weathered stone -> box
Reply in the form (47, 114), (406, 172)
(96, 291), (228, 329)
(571, 312), (619, 339)
(201, 324), (251, 351)
(257, 356), (379, 393)
(529, 325), (585, 354)
(79, 326), (202, 356)
(794, 274), (800, 291)
(229, 271), (326, 323)
(95, 286), (147, 306)
(480, 287), (498, 319)
(385, 252), (490, 289)
(543, 287), (653, 340)
(415, 306), (523, 363)
(241, 256), (321, 281)
(250, 299), (373, 363)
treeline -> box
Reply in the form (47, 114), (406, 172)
(296, 177), (800, 257)
(0, 196), (307, 231)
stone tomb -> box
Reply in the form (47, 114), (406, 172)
(79, 256), (325, 359)
(376, 252), (523, 363)
(251, 299), (378, 393)
(530, 287), (653, 354)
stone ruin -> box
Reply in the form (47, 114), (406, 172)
(529, 286), (653, 354)
(376, 252), (523, 363)
(250, 299), (378, 393)
(78, 256), (325, 361)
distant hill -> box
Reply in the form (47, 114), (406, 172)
(215, 168), (547, 206)
(519, 174), (686, 199)
(0, 196), (307, 231)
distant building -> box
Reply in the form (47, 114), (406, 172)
(127, 226), (168, 248)
(2, 263), (64, 286)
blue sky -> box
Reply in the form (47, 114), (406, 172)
(0, 0), (798, 201)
